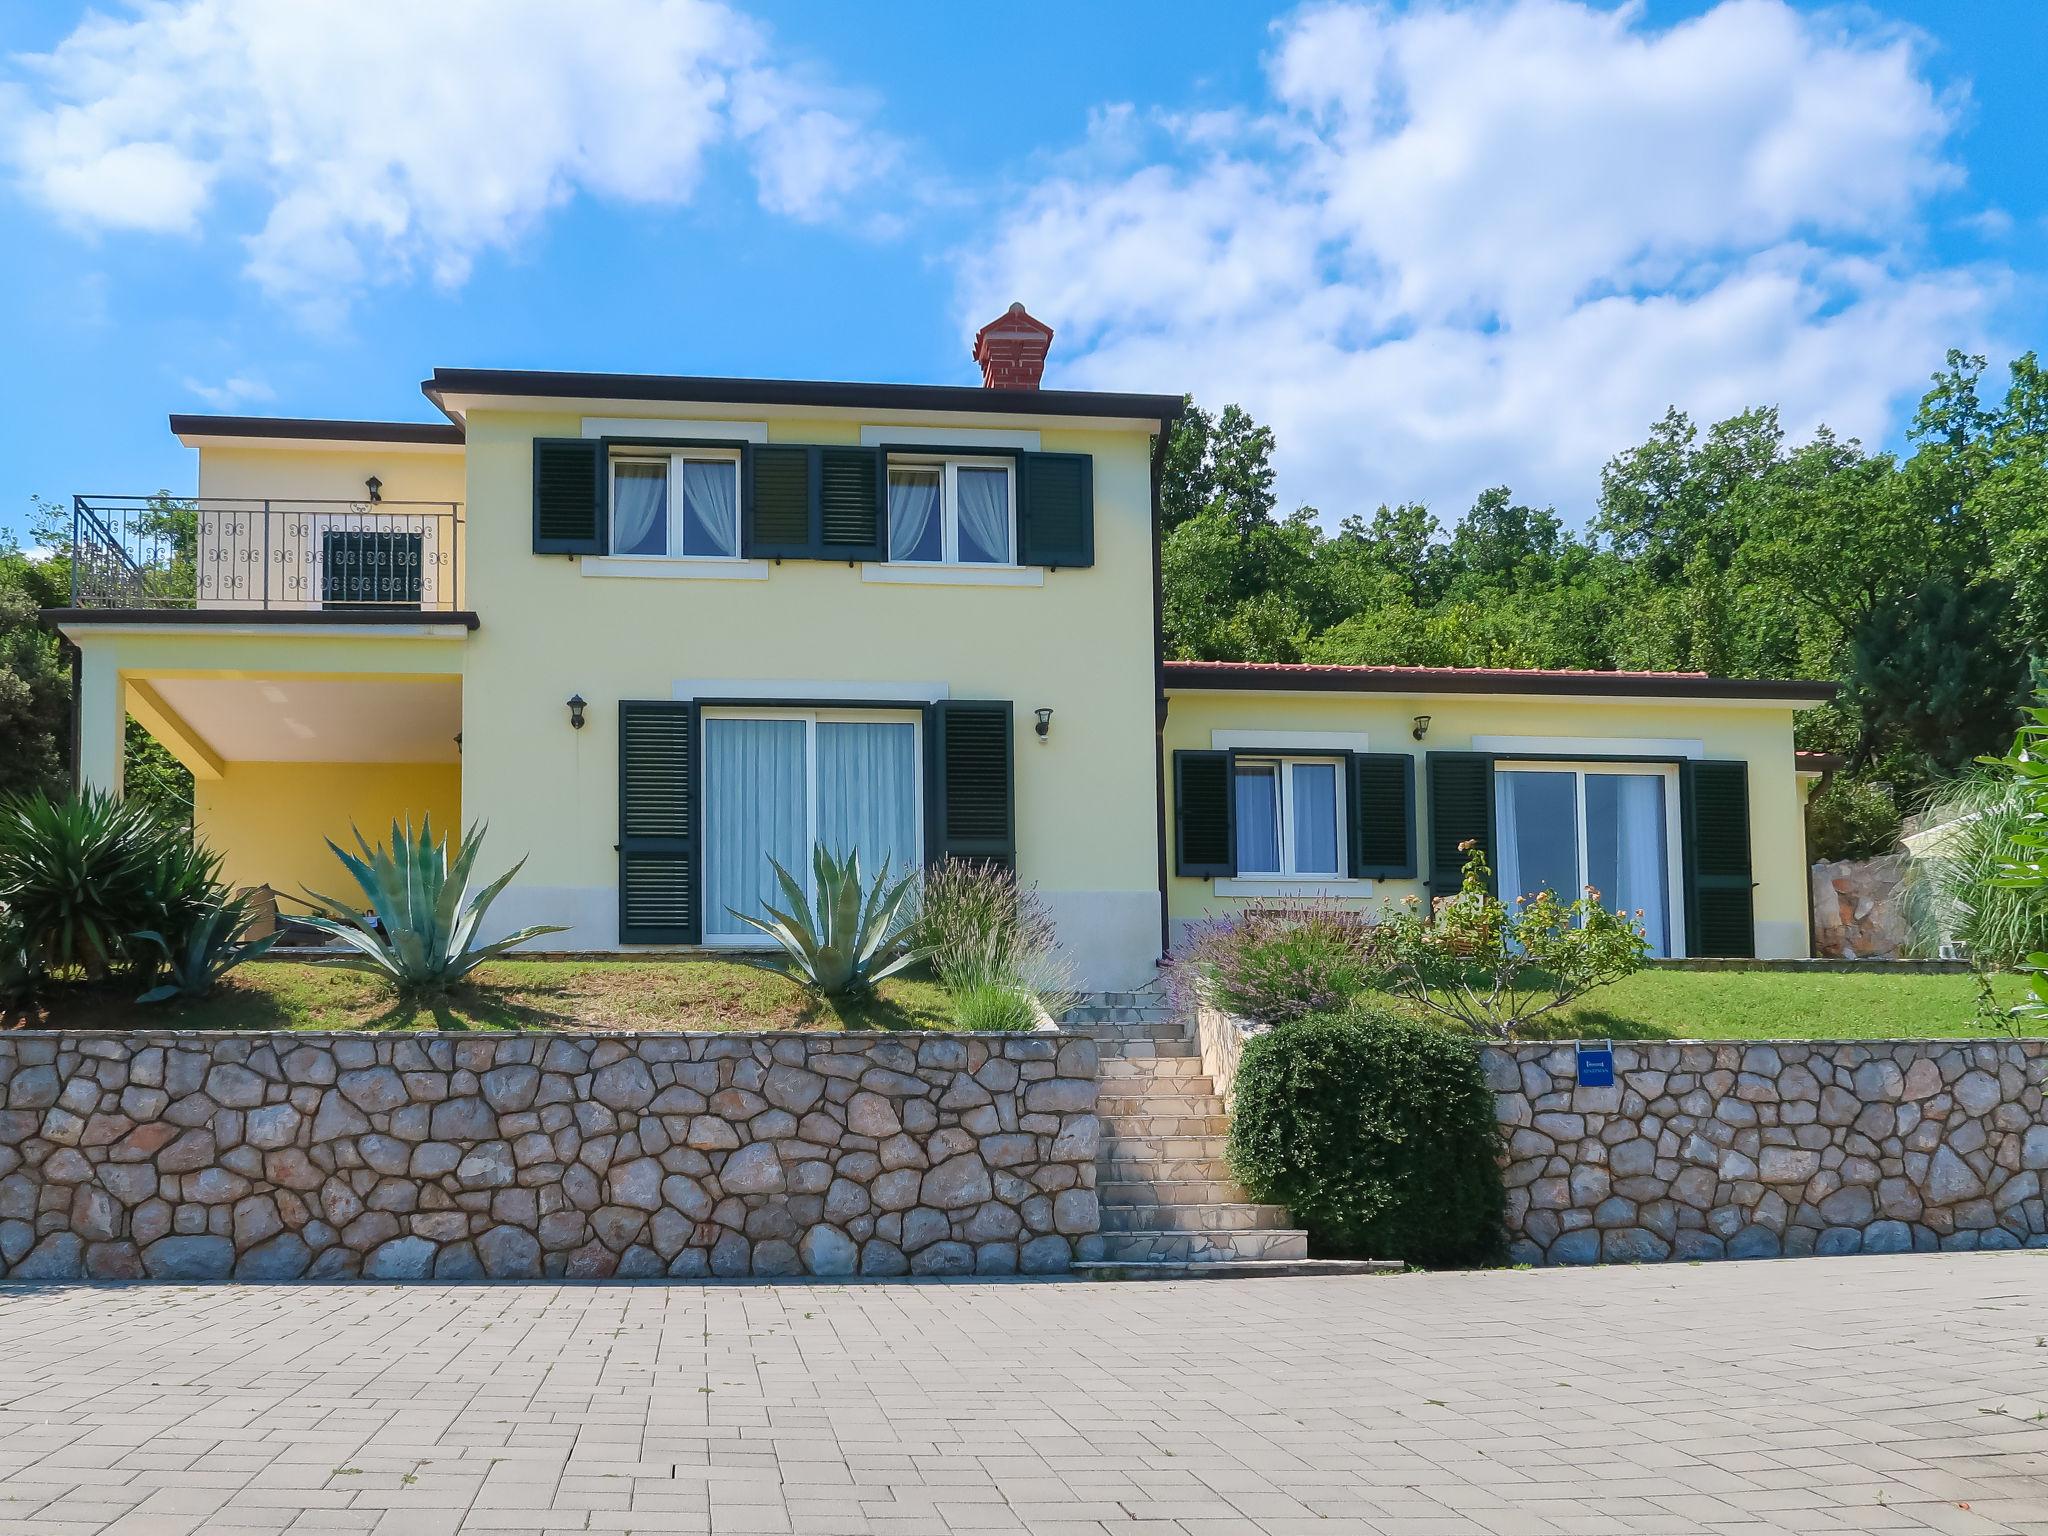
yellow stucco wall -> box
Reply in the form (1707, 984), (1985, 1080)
(195, 761), (461, 899)
(1162, 688), (1814, 960)
(454, 407), (1164, 985)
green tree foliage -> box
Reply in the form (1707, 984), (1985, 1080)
(1160, 349), (2048, 811)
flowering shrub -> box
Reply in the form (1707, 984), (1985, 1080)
(1169, 898), (1391, 1026)
(1376, 843), (1650, 1040)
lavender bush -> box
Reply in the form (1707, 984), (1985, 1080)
(1167, 899), (1392, 1026)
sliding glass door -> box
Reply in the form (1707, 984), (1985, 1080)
(702, 710), (922, 941)
(1495, 762), (1680, 956)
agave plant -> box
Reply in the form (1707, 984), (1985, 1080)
(731, 845), (921, 997)
(297, 817), (565, 993)
(0, 788), (186, 977)
(133, 894), (280, 1003)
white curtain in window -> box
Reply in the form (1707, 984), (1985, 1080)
(613, 463), (667, 555)
(1496, 770), (1579, 905)
(681, 460), (738, 557)
(1291, 761), (1340, 875)
(817, 721), (919, 882)
(956, 466), (1010, 563)
(1588, 773), (1671, 956)
(703, 718), (807, 938)
(1234, 764), (1280, 874)
(889, 470), (941, 561)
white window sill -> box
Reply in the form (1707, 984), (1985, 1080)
(580, 556), (769, 581)
(1215, 877), (1375, 898)
(860, 563), (1043, 588)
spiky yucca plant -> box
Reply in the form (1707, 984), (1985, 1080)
(731, 845), (920, 997)
(298, 818), (564, 993)
(0, 787), (192, 978)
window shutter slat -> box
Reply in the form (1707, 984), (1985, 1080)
(929, 701), (1014, 868)
(1350, 752), (1416, 879)
(1426, 751), (1495, 898)
(618, 700), (698, 944)
(1683, 759), (1754, 957)
(818, 447), (884, 559)
(532, 438), (605, 554)
(1173, 750), (1235, 878)
(745, 445), (813, 557)
(1018, 452), (1094, 568)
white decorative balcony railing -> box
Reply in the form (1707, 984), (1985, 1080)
(69, 495), (465, 612)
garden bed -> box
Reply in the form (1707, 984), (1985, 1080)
(2, 958), (959, 1034)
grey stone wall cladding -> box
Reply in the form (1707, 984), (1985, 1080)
(1490, 1039), (2048, 1265)
(0, 1031), (1102, 1284)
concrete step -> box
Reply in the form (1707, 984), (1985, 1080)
(1074, 1257), (1405, 1281)
(1094, 1038), (1201, 1060)
(1072, 1020), (1189, 1041)
(1097, 1131), (1231, 1160)
(1102, 1160), (1235, 1186)
(1100, 1178), (1254, 1207)
(1093, 1228), (1312, 1262)
(1098, 1113), (1233, 1137)
(1099, 1096), (1227, 1123)
(1099, 1055), (1208, 1080)
(1099, 1202), (1296, 1234)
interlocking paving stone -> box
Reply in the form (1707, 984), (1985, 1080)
(0, 1253), (2045, 1532)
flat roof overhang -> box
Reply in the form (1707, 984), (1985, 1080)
(44, 608), (479, 640)
(168, 415), (465, 452)
(423, 367), (1185, 429)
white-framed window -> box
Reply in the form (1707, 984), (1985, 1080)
(700, 707), (924, 944)
(886, 455), (1016, 565)
(1493, 761), (1684, 958)
(1233, 756), (1346, 878)
(610, 450), (741, 560)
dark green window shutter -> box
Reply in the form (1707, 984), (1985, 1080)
(1427, 752), (1495, 898)
(533, 438), (605, 554)
(818, 446), (884, 560)
(745, 444), (813, 558)
(1173, 750), (1235, 878)
(1350, 752), (1416, 879)
(928, 700), (1014, 867)
(1018, 452), (1094, 568)
(1683, 759), (1755, 957)
(618, 700), (698, 944)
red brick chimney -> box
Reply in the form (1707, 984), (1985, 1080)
(973, 303), (1055, 389)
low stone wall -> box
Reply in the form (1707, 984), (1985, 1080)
(1490, 1040), (2048, 1264)
(1194, 997), (1260, 1108)
(0, 1031), (1100, 1283)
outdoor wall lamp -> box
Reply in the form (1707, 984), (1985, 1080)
(1411, 714), (1431, 741)
(365, 475), (383, 503)
(1034, 707), (1054, 740)
(567, 694), (587, 730)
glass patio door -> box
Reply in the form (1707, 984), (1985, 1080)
(701, 711), (921, 941)
(1495, 764), (1678, 956)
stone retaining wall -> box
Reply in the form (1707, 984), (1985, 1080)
(1490, 1040), (2048, 1264)
(0, 1031), (1100, 1283)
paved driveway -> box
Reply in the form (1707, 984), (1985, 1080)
(1, 1252), (2046, 1535)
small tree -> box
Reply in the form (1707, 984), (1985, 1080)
(1376, 843), (1650, 1040)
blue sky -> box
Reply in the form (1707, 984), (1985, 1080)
(2, 0), (2043, 544)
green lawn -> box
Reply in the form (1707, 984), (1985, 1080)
(8, 958), (959, 1034)
(1512, 967), (2037, 1041)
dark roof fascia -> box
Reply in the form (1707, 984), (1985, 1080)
(423, 368), (1185, 425)
(1163, 662), (1837, 704)
(43, 608), (479, 632)
(169, 415), (465, 446)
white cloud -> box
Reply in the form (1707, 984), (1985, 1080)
(181, 374), (273, 409)
(960, 0), (2001, 521)
(4, 0), (897, 313)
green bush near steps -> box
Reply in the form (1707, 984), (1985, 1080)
(1226, 1009), (1506, 1268)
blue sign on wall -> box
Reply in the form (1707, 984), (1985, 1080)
(1575, 1042), (1615, 1088)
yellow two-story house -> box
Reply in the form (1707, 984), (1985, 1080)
(46, 308), (1832, 988)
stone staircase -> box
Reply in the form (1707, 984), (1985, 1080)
(1064, 991), (1322, 1275)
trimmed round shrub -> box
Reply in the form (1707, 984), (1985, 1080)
(1227, 1009), (1505, 1267)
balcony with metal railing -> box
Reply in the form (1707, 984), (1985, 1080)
(67, 494), (466, 614)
